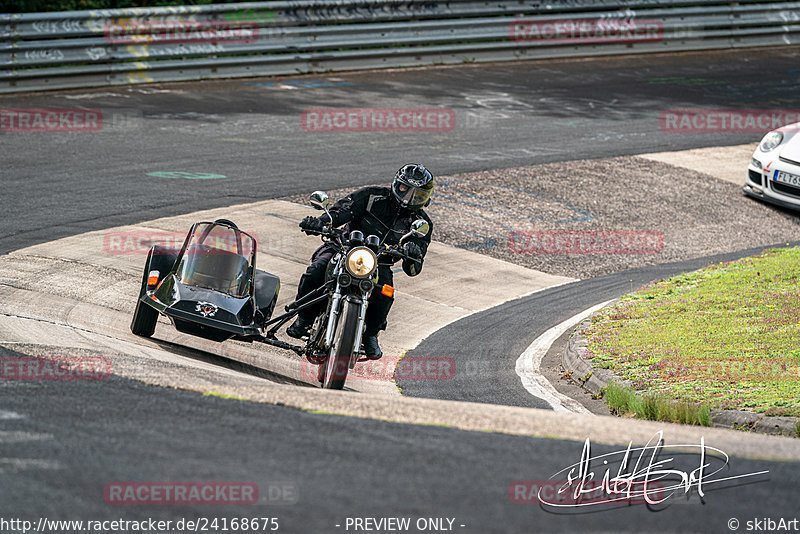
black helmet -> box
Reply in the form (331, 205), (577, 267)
(392, 164), (434, 210)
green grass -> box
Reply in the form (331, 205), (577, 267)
(602, 382), (711, 426)
(203, 391), (247, 401)
(585, 247), (800, 417)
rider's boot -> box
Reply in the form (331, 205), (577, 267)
(287, 315), (312, 339)
(363, 334), (383, 360)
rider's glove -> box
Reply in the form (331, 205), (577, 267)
(299, 216), (325, 235)
(403, 241), (423, 260)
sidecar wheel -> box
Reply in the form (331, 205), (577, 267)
(131, 299), (158, 337)
(131, 261), (159, 337)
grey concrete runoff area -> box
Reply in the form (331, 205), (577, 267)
(2, 46), (800, 532)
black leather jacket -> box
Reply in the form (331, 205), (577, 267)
(318, 186), (433, 276)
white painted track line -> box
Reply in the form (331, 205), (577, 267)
(515, 299), (614, 414)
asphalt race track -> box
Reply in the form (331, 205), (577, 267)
(397, 244), (800, 407)
(2, 47), (800, 533)
(2, 348), (800, 533)
(1, 46), (799, 253)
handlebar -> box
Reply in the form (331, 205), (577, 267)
(380, 248), (422, 264)
(301, 226), (421, 263)
(301, 226), (343, 239)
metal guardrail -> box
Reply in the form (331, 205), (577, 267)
(1, 0), (799, 93)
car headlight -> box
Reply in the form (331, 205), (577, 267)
(345, 247), (377, 278)
(759, 131), (784, 152)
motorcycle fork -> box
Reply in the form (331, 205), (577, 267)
(323, 286), (342, 349)
(350, 291), (370, 369)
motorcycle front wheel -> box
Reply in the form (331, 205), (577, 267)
(320, 297), (360, 390)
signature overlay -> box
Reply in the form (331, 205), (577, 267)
(538, 431), (769, 508)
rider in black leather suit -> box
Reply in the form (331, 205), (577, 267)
(287, 164), (435, 360)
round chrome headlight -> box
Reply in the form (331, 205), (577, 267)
(345, 247), (377, 278)
(760, 131), (784, 152)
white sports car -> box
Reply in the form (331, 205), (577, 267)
(744, 123), (800, 211)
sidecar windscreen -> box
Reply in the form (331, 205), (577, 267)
(176, 223), (255, 298)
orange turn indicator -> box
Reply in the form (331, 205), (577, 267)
(381, 284), (395, 298)
(147, 275), (159, 286)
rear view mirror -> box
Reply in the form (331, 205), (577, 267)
(309, 191), (329, 210)
(410, 219), (430, 238)
(400, 219), (430, 244)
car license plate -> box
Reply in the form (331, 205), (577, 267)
(774, 169), (800, 187)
